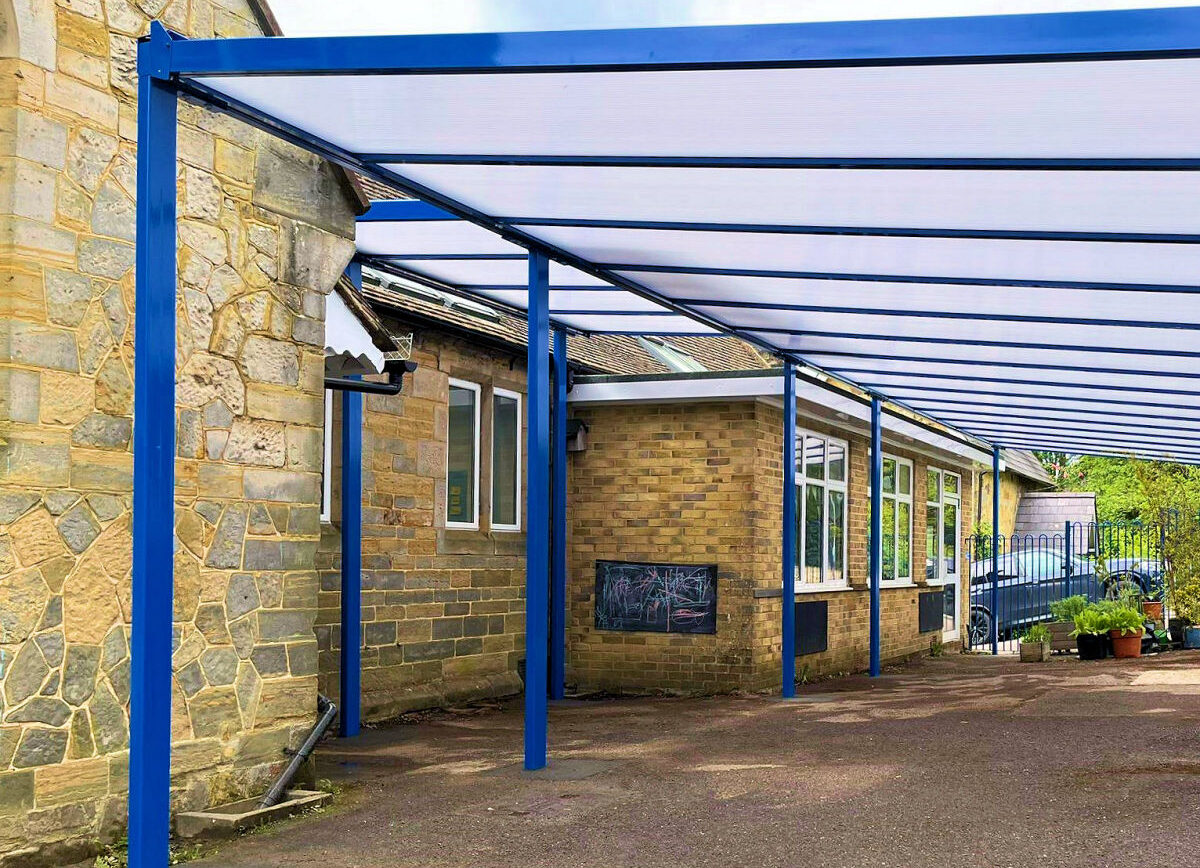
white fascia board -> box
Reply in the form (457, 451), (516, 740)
(569, 373), (992, 467)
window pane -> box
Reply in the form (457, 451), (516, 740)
(943, 503), (959, 576)
(882, 497), (896, 580)
(828, 490), (845, 582)
(447, 385), (477, 524)
(805, 436), (825, 480)
(491, 393), (519, 527)
(795, 486), (804, 582)
(898, 501), (911, 579)
(828, 441), (845, 482)
(926, 469), (939, 504)
(882, 458), (896, 494)
(804, 483), (824, 583)
(898, 462), (911, 497)
(945, 473), (959, 496)
(926, 504), (940, 582)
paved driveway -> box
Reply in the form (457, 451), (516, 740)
(193, 653), (1200, 868)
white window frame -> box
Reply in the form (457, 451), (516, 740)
(925, 468), (962, 585)
(445, 378), (482, 530)
(794, 430), (849, 593)
(871, 452), (914, 584)
(321, 388), (334, 523)
(490, 386), (522, 532)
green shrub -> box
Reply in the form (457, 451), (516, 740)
(1049, 595), (1089, 622)
(1071, 606), (1110, 637)
(1019, 624), (1051, 644)
(1107, 605), (1146, 636)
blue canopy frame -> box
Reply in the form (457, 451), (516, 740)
(132, 8), (1200, 865)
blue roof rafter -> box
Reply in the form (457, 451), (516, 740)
(801, 350), (1200, 382)
(366, 155), (1200, 170)
(952, 419), (1200, 448)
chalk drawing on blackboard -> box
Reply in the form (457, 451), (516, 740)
(594, 560), (718, 634)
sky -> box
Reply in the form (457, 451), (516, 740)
(268, 0), (1200, 36)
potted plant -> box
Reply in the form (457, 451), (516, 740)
(1141, 587), (1164, 623)
(1048, 595), (1088, 652)
(1071, 606), (1110, 660)
(1107, 605), (1146, 659)
(1018, 624), (1052, 662)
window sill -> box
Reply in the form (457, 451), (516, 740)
(795, 584), (855, 595)
(880, 581), (920, 590)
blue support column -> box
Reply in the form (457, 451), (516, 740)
(869, 396), (883, 677)
(339, 268), (364, 738)
(525, 252), (551, 770)
(1064, 519), (1073, 599)
(781, 361), (797, 697)
(991, 445), (1002, 656)
(549, 329), (568, 701)
(130, 24), (177, 868)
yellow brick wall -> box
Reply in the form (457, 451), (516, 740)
(569, 399), (976, 695)
(316, 325), (527, 721)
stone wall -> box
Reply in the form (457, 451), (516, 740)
(976, 470), (1027, 538)
(567, 399), (977, 695)
(316, 324), (526, 723)
(0, 1), (356, 863)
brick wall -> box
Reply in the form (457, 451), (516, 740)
(316, 325), (526, 722)
(977, 471), (1029, 537)
(569, 399), (976, 695)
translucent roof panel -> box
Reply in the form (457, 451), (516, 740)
(171, 5), (1200, 462)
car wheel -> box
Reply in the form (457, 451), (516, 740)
(968, 608), (993, 648)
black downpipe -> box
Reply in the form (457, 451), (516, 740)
(324, 359), (418, 395)
(260, 694), (338, 809)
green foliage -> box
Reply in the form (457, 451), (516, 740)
(928, 636), (944, 657)
(1106, 605), (1146, 636)
(1134, 463), (1200, 624)
(1049, 595), (1089, 622)
(1070, 606), (1110, 637)
(1019, 624), (1051, 644)
(94, 838), (205, 867)
(970, 520), (993, 559)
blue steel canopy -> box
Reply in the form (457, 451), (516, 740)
(169, 7), (1200, 457)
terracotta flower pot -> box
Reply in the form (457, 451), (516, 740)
(1143, 601), (1164, 621)
(1110, 629), (1144, 659)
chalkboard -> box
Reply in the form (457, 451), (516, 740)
(594, 560), (717, 634)
(795, 601), (829, 656)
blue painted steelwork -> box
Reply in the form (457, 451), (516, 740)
(373, 253), (528, 261)
(339, 266), (365, 739)
(363, 155), (1200, 171)
(507, 216), (1200, 245)
(950, 419), (1200, 448)
(1064, 520), (1074, 598)
(782, 361), (797, 698)
(878, 385), (1200, 413)
(692, 300), (1200, 331)
(895, 399), (1200, 428)
(358, 199), (459, 221)
(525, 252), (551, 771)
(777, 329), (1200, 359)
(869, 397), (882, 678)
(991, 445), (1001, 656)
(805, 350), (1200, 381)
(130, 23), (177, 868)
(835, 367), (1200, 397)
(550, 328), (568, 701)
(609, 263), (1200, 295)
(169, 6), (1200, 77)
(923, 407), (1200, 435)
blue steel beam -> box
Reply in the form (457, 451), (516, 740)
(550, 328), (568, 701)
(169, 7), (1200, 76)
(829, 367), (1200, 398)
(802, 350), (1200, 382)
(611, 264), (1200, 296)
(869, 397), (883, 678)
(945, 419), (1200, 448)
(782, 361), (797, 698)
(339, 264), (364, 738)
(508, 216), (1200, 245)
(366, 155), (1200, 171)
(991, 446), (1001, 656)
(892, 397), (1200, 427)
(923, 407), (1200, 436)
(130, 23), (177, 868)
(525, 252), (551, 770)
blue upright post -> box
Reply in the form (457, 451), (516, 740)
(525, 252), (551, 770)
(549, 329), (568, 701)
(1064, 519), (1073, 599)
(991, 444), (1002, 656)
(869, 396), (883, 677)
(781, 361), (797, 697)
(130, 23), (177, 868)
(339, 265), (364, 738)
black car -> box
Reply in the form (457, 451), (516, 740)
(1104, 557), (1164, 598)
